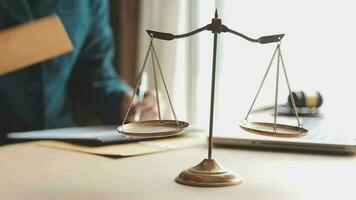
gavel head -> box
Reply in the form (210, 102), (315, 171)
(288, 91), (323, 108)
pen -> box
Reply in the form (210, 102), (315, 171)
(134, 72), (148, 121)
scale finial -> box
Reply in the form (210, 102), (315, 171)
(215, 9), (218, 18)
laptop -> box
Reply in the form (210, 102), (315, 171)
(213, 114), (356, 153)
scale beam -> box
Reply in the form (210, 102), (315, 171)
(222, 25), (285, 44)
(147, 15), (284, 44)
(146, 25), (211, 41)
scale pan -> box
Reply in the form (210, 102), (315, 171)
(117, 120), (189, 138)
(239, 120), (307, 138)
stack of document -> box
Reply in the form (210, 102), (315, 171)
(7, 126), (205, 157)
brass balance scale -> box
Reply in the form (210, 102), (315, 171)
(117, 10), (308, 187)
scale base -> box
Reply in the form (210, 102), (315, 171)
(175, 159), (243, 187)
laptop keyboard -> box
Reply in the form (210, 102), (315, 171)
(299, 117), (354, 143)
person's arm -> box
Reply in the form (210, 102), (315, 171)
(69, 0), (157, 124)
(69, 0), (130, 124)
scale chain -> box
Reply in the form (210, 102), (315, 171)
(150, 40), (162, 122)
(278, 45), (302, 129)
(151, 44), (180, 127)
(273, 45), (281, 133)
(121, 40), (153, 130)
(244, 45), (279, 120)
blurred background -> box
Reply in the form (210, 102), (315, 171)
(113, 0), (356, 128)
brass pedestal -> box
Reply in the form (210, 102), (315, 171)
(175, 159), (243, 187)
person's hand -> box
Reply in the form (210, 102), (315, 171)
(119, 91), (158, 123)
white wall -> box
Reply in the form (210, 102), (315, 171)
(213, 0), (356, 124)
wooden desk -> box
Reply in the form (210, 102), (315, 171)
(0, 143), (355, 200)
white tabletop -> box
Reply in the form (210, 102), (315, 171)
(0, 143), (355, 200)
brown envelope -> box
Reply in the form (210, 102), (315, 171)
(32, 133), (206, 157)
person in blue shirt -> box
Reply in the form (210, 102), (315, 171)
(0, 0), (157, 140)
